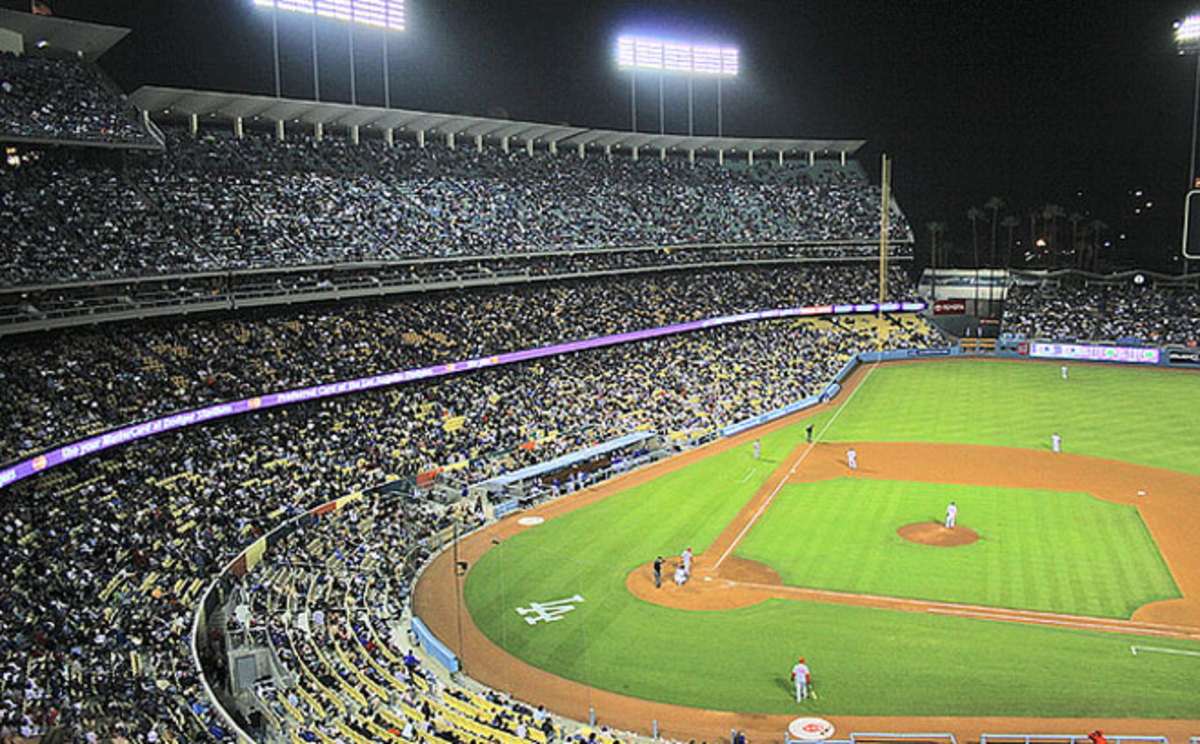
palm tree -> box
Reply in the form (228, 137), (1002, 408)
(1041, 204), (1065, 267)
(926, 221), (947, 299)
(984, 196), (1005, 267)
(1000, 215), (1020, 269)
(966, 207), (984, 268)
(1087, 219), (1108, 271)
(1068, 212), (1084, 267)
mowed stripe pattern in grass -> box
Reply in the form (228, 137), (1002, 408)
(822, 361), (1200, 475)
(735, 479), (1180, 618)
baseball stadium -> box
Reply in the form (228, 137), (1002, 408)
(1, 3), (1199, 744)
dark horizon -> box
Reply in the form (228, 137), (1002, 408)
(8, 0), (1199, 272)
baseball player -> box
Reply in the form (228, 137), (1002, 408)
(681, 547), (693, 575)
(1051, 433), (1062, 453)
(806, 424), (814, 443)
(754, 439), (761, 460)
(653, 556), (664, 589)
(945, 501), (957, 528)
(1061, 365), (1069, 380)
(673, 563), (688, 585)
(846, 447), (858, 471)
(790, 657), (811, 701)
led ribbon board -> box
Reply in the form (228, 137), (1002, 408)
(253, 0), (406, 31)
(0, 301), (924, 491)
(1029, 342), (1161, 364)
(616, 36), (739, 76)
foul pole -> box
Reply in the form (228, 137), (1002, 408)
(878, 153), (891, 348)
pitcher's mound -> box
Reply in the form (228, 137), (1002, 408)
(897, 522), (979, 547)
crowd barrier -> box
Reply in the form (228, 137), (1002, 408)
(410, 616), (460, 674)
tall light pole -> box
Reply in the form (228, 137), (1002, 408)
(1174, 15), (1200, 263)
(1175, 16), (1200, 189)
(616, 35), (739, 136)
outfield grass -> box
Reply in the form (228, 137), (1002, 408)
(735, 479), (1179, 618)
(817, 360), (1200, 475)
(461, 359), (1200, 717)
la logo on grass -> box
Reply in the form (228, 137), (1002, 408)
(516, 595), (585, 625)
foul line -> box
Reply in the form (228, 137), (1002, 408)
(712, 362), (877, 570)
(1131, 645), (1200, 658)
(739, 467), (757, 483)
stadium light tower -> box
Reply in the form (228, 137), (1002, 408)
(1174, 15), (1200, 260)
(254, 1), (406, 106)
(615, 35), (739, 136)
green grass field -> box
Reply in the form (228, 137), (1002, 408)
(462, 359), (1200, 717)
(735, 479), (1179, 618)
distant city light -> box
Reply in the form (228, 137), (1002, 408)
(616, 35), (739, 76)
(1175, 15), (1200, 53)
(253, 0), (406, 32)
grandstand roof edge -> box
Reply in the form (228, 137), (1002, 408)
(0, 8), (130, 61)
(129, 86), (868, 154)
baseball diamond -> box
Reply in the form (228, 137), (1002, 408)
(414, 359), (1200, 741)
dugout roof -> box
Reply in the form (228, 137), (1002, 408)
(481, 431), (658, 490)
(130, 86), (867, 157)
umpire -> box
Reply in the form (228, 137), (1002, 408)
(653, 556), (665, 588)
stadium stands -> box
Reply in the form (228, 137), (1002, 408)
(0, 126), (912, 286)
(1002, 283), (1200, 346)
(0, 52), (151, 145)
(0, 303), (939, 741)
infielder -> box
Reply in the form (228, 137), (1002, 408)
(846, 447), (858, 471)
(1061, 365), (1069, 380)
(790, 657), (811, 701)
(945, 501), (957, 528)
(753, 439), (761, 460)
(681, 547), (693, 574)
(1051, 433), (1062, 453)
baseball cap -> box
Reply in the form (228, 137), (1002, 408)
(799, 657), (805, 663)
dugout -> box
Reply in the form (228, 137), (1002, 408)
(474, 431), (664, 517)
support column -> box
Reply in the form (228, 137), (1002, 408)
(807, 151), (815, 167)
(350, 124), (359, 145)
(660, 146), (666, 161)
(314, 121), (323, 142)
(688, 149), (695, 164)
(384, 127), (394, 147)
(717, 149), (724, 166)
(446, 132), (455, 150)
(189, 113), (198, 137)
(631, 145), (639, 161)
(577, 143), (585, 159)
(276, 119), (285, 141)
(841, 151), (847, 166)
(526, 138), (534, 157)
(604, 144), (612, 159)
(778, 150), (784, 165)
(550, 140), (558, 156)
(417, 130), (425, 148)
(233, 116), (243, 139)
(748, 150), (754, 166)
(475, 134), (483, 153)
(501, 136), (509, 154)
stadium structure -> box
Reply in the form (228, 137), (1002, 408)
(2, 8), (1200, 744)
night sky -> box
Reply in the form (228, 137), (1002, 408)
(7, 0), (1200, 271)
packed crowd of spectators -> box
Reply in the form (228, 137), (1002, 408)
(1001, 283), (1200, 346)
(0, 264), (918, 465)
(1, 126), (912, 286)
(0, 53), (150, 145)
(0, 299), (938, 741)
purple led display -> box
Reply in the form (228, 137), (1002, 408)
(0, 301), (926, 490)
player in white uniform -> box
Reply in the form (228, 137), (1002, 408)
(673, 564), (687, 585)
(1051, 433), (1062, 453)
(753, 439), (761, 460)
(847, 447), (858, 471)
(1061, 365), (1069, 380)
(681, 547), (693, 575)
(791, 658), (811, 701)
(945, 501), (958, 528)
